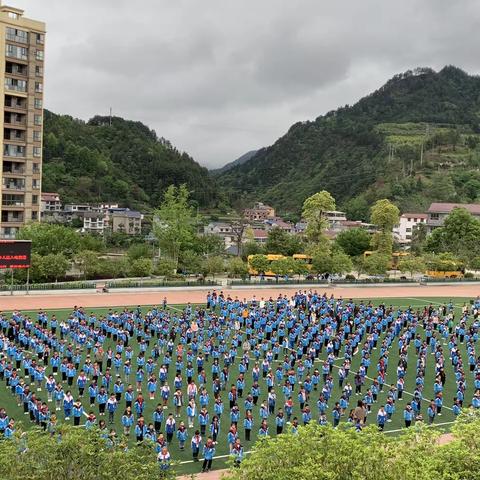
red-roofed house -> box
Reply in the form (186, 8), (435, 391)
(41, 192), (61, 213)
(251, 228), (268, 243)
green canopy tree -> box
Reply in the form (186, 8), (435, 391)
(200, 255), (225, 279)
(270, 257), (296, 277)
(39, 253), (70, 282)
(292, 260), (309, 278)
(302, 190), (336, 244)
(74, 250), (101, 279)
(410, 222), (428, 255)
(0, 424), (173, 480)
(311, 250), (333, 275)
(265, 227), (303, 256)
(178, 250), (202, 274)
(17, 223), (81, 258)
(242, 241), (264, 260)
(153, 184), (197, 270)
(312, 250), (352, 276)
(193, 234), (225, 257)
(398, 256), (426, 278)
(249, 254), (270, 275)
(425, 207), (480, 262)
(330, 251), (353, 275)
(127, 243), (152, 261)
(129, 258), (153, 278)
(335, 228), (372, 257)
(370, 199), (400, 256)
(227, 257), (249, 278)
(226, 411), (480, 480)
(364, 252), (390, 275)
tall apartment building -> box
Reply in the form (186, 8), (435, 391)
(0, 4), (45, 239)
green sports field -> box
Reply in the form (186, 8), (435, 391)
(0, 296), (475, 475)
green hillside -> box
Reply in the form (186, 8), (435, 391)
(218, 66), (480, 220)
(42, 111), (220, 210)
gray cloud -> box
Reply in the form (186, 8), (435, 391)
(12, 0), (480, 167)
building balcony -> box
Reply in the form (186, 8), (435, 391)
(3, 197), (24, 205)
(2, 167), (25, 175)
(6, 33), (28, 44)
(3, 119), (26, 129)
(2, 183), (25, 191)
(1, 215), (24, 224)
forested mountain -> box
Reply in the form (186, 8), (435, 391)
(211, 150), (258, 175)
(218, 66), (480, 220)
(42, 111), (219, 209)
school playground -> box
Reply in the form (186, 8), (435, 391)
(0, 283), (477, 479)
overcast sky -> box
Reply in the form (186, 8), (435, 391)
(12, 0), (480, 168)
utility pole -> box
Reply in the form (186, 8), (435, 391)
(109, 107), (112, 126)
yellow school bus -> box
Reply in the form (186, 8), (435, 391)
(425, 270), (464, 279)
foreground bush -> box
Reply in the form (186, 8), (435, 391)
(0, 425), (174, 480)
(226, 411), (480, 480)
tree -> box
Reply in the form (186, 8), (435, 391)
(335, 228), (372, 257)
(302, 190), (336, 243)
(311, 250), (333, 275)
(424, 252), (464, 272)
(249, 254), (270, 275)
(330, 251), (353, 275)
(410, 222), (428, 255)
(370, 199), (400, 256)
(17, 223), (81, 258)
(227, 257), (249, 279)
(0, 424), (172, 480)
(270, 257), (296, 278)
(154, 259), (176, 277)
(200, 256), (224, 279)
(74, 250), (101, 279)
(398, 256), (426, 278)
(39, 253), (70, 282)
(425, 207), (480, 261)
(364, 252), (390, 275)
(293, 260), (309, 278)
(265, 227), (303, 256)
(370, 199), (400, 232)
(79, 234), (105, 252)
(127, 243), (152, 261)
(178, 250), (202, 274)
(129, 258), (153, 278)
(153, 184), (197, 271)
(193, 234), (225, 257)
(227, 411), (480, 480)
(231, 217), (248, 257)
(311, 250), (352, 276)
(242, 241), (264, 260)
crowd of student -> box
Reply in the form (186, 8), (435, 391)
(0, 291), (480, 473)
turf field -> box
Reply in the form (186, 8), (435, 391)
(0, 296), (475, 475)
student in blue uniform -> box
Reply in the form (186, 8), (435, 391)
(191, 430), (202, 461)
(202, 437), (216, 473)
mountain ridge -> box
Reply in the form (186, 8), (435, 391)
(42, 110), (220, 210)
(211, 149), (259, 175)
(217, 66), (480, 219)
